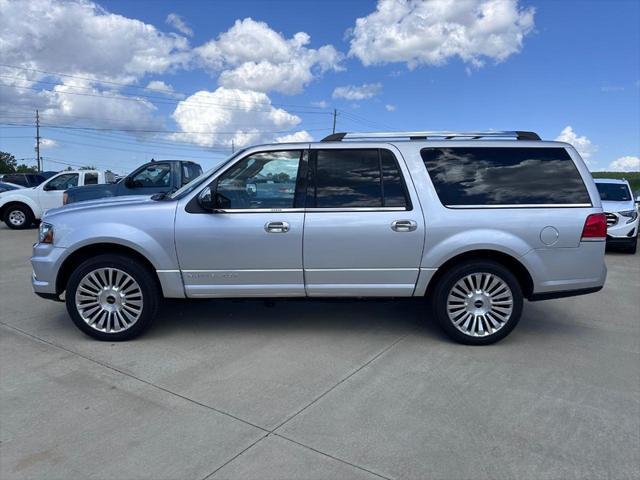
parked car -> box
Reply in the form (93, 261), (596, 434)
(594, 178), (638, 253)
(0, 172), (48, 187)
(0, 170), (115, 229)
(32, 130), (607, 344)
(64, 160), (202, 204)
(0, 181), (23, 193)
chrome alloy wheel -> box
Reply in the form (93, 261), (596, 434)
(446, 272), (514, 337)
(75, 268), (143, 333)
(8, 209), (26, 226)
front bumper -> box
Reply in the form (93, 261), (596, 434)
(605, 212), (638, 239)
(31, 242), (67, 299)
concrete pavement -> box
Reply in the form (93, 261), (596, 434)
(1, 225), (638, 479)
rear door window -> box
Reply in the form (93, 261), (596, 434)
(84, 172), (98, 185)
(421, 147), (591, 206)
(309, 149), (409, 209)
(182, 163), (202, 186)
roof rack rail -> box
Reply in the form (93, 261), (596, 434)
(321, 131), (541, 142)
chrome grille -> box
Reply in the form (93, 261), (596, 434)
(605, 213), (617, 227)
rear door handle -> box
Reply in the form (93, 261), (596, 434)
(265, 221), (290, 233)
(391, 220), (417, 232)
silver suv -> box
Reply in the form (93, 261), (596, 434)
(31, 131), (607, 345)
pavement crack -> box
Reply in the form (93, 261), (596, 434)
(200, 432), (271, 480)
(274, 433), (393, 480)
(0, 322), (270, 434)
(271, 333), (409, 433)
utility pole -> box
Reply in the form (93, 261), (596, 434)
(231, 140), (235, 153)
(35, 109), (41, 172)
(332, 109), (337, 134)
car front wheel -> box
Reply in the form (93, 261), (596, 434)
(4, 204), (34, 229)
(432, 260), (523, 345)
(65, 254), (160, 341)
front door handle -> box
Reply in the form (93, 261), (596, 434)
(265, 221), (290, 233)
(391, 220), (417, 232)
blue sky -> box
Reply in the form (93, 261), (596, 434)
(0, 0), (638, 174)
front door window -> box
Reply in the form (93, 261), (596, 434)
(216, 151), (302, 209)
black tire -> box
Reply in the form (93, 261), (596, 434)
(4, 203), (34, 229)
(65, 254), (160, 341)
(625, 236), (637, 254)
(431, 260), (523, 345)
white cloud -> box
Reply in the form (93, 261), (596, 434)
(145, 80), (184, 98)
(608, 156), (640, 172)
(600, 85), (624, 92)
(0, 0), (189, 132)
(311, 100), (328, 108)
(555, 126), (596, 164)
(196, 18), (343, 94)
(332, 83), (383, 100)
(171, 87), (305, 148)
(44, 79), (162, 131)
(39, 138), (58, 149)
(349, 0), (535, 69)
(276, 131), (314, 143)
(385, 104), (396, 111)
(0, 0), (191, 85)
(166, 13), (193, 37)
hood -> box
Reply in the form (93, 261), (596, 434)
(66, 183), (117, 201)
(600, 199), (636, 213)
(44, 195), (155, 218)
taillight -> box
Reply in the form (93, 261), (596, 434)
(581, 213), (607, 241)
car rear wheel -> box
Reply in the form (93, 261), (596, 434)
(4, 204), (34, 229)
(432, 260), (523, 345)
(65, 254), (160, 341)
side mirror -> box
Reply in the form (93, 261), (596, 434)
(42, 183), (54, 191)
(198, 186), (231, 211)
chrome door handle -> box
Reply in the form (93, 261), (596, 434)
(265, 221), (290, 233)
(391, 220), (417, 232)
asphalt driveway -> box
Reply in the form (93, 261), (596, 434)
(1, 225), (638, 479)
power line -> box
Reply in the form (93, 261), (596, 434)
(0, 121), (330, 136)
(0, 76), (332, 115)
(0, 64), (333, 112)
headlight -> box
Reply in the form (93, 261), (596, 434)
(38, 222), (54, 244)
(619, 209), (638, 223)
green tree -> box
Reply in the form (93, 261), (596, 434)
(0, 151), (17, 173)
(16, 164), (37, 173)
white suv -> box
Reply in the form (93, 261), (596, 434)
(594, 178), (638, 253)
(0, 170), (115, 229)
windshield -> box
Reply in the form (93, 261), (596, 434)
(596, 182), (632, 202)
(168, 149), (248, 200)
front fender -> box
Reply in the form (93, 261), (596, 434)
(0, 192), (42, 218)
(56, 222), (178, 271)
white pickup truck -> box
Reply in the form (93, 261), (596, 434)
(0, 170), (115, 229)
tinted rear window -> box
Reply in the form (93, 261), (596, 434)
(595, 182), (631, 202)
(310, 149), (409, 208)
(421, 147), (591, 206)
(314, 149), (382, 207)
